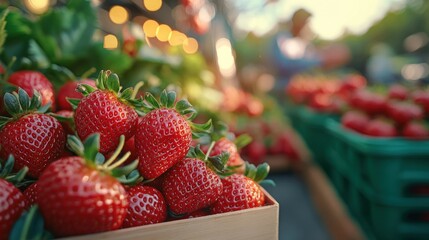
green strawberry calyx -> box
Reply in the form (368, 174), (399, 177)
(0, 88), (50, 128)
(0, 154), (30, 187)
(207, 121), (252, 150)
(244, 162), (275, 186)
(186, 144), (231, 176)
(141, 89), (213, 139)
(66, 133), (142, 184)
(68, 70), (145, 113)
(10, 206), (53, 240)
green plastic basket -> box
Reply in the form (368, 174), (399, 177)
(284, 103), (339, 170)
(326, 121), (429, 240)
(326, 120), (429, 198)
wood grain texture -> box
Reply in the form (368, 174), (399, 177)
(62, 189), (279, 240)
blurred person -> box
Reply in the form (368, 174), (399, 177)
(268, 8), (350, 93)
(366, 43), (396, 84)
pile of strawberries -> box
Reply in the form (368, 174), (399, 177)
(0, 69), (272, 239)
(342, 84), (429, 139)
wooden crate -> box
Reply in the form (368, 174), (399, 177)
(63, 189), (279, 240)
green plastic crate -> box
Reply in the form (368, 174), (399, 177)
(326, 121), (429, 240)
(326, 120), (429, 198)
(284, 103), (339, 170)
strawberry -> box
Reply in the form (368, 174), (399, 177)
(402, 121), (429, 140)
(57, 79), (96, 111)
(364, 118), (397, 137)
(161, 146), (227, 215)
(211, 162), (271, 214)
(412, 90), (429, 115)
(0, 88), (66, 178)
(341, 110), (370, 133)
(136, 90), (212, 179)
(55, 110), (75, 135)
(122, 185), (167, 228)
(73, 70), (141, 154)
(0, 155), (28, 240)
(386, 101), (423, 125)
(388, 84), (408, 100)
(23, 182), (38, 208)
(7, 70), (55, 111)
(209, 137), (244, 168)
(242, 140), (267, 165)
(37, 134), (137, 237)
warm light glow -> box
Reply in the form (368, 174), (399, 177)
(183, 38), (199, 54)
(402, 63), (429, 81)
(103, 34), (118, 49)
(156, 24), (172, 42)
(109, 6), (129, 24)
(25, 0), (49, 14)
(168, 31), (186, 46)
(143, 20), (159, 38)
(143, 0), (162, 12)
(215, 38), (236, 77)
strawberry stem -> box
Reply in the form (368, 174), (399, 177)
(80, 67), (96, 79)
(103, 135), (126, 168)
(204, 141), (216, 161)
(106, 151), (131, 170)
(131, 81), (144, 99)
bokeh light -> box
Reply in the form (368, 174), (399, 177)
(103, 34), (118, 49)
(109, 6), (129, 24)
(156, 24), (172, 42)
(143, 20), (159, 38)
(143, 0), (162, 12)
(25, 0), (50, 15)
(183, 37), (199, 54)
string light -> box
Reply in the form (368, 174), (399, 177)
(103, 34), (118, 49)
(25, 0), (49, 14)
(143, 0), (162, 12)
(168, 30), (186, 46)
(183, 38), (198, 54)
(156, 24), (172, 42)
(109, 6), (129, 24)
(143, 20), (159, 38)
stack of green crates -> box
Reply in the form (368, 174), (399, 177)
(284, 103), (339, 171)
(326, 120), (429, 240)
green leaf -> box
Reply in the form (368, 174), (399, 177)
(254, 163), (270, 183)
(120, 87), (133, 100)
(0, 154), (14, 177)
(17, 88), (30, 112)
(0, 9), (9, 54)
(111, 160), (139, 178)
(83, 134), (100, 164)
(208, 152), (230, 172)
(66, 134), (84, 157)
(95, 153), (105, 165)
(145, 92), (160, 109)
(234, 134), (253, 150)
(166, 91), (176, 108)
(37, 102), (51, 113)
(175, 99), (193, 112)
(4, 92), (21, 115)
(66, 98), (81, 110)
(9, 206), (53, 240)
(159, 89), (168, 107)
(106, 73), (120, 93)
(191, 119), (213, 135)
(259, 179), (276, 187)
(77, 84), (96, 96)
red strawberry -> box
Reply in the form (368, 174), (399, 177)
(57, 79), (96, 111)
(23, 182), (38, 208)
(0, 155), (28, 240)
(136, 90), (211, 179)
(341, 111), (370, 133)
(209, 137), (244, 168)
(412, 90), (429, 115)
(122, 185), (167, 228)
(162, 157), (223, 214)
(386, 101), (423, 125)
(74, 70), (140, 154)
(402, 121), (429, 140)
(242, 140), (266, 165)
(350, 90), (387, 115)
(37, 134), (133, 237)
(364, 118), (397, 137)
(388, 84), (408, 100)
(0, 89), (66, 178)
(211, 163), (270, 214)
(8, 70), (55, 111)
